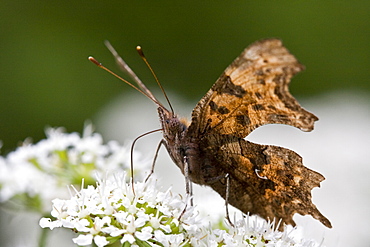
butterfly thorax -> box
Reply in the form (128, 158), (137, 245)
(158, 107), (226, 185)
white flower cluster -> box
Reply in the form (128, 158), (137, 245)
(207, 220), (321, 247)
(40, 173), (204, 247)
(40, 174), (323, 247)
(0, 126), (148, 213)
(0, 126), (324, 246)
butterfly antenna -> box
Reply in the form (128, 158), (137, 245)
(136, 46), (175, 114)
(88, 56), (164, 108)
(104, 41), (158, 101)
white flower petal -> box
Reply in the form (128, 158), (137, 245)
(39, 218), (62, 229)
(135, 226), (153, 241)
(94, 235), (110, 247)
(121, 234), (135, 244)
(75, 219), (90, 232)
(72, 234), (93, 246)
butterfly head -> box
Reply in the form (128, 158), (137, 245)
(157, 107), (188, 142)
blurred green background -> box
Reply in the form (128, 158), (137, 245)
(0, 1), (369, 153)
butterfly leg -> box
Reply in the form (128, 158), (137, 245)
(145, 139), (166, 183)
(204, 172), (235, 226)
(224, 173), (235, 227)
(183, 156), (193, 206)
(178, 155), (193, 221)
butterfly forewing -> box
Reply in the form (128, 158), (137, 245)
(188, 39), (318, 139)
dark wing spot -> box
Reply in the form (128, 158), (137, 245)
(209, 101), (218, 112)
(286, 174), (294, 180)
(218, 106), (230, 114)
(259, 179), (276, 194)
(255, 92), (263, 99)
(272, 74), (285, 84)
(209, 101), (230, 115)
(276, 169), (294, 187)
(252, 104), (265, 111)
(236, 114), (251, 126)
(258, 79), (266, 85)
(213, 75), (246, 98)
(267, 105), (276, 110)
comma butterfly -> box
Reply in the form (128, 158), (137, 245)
(89, 39), (332, 230)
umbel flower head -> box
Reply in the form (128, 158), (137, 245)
(0, 126), (325, 246)
(40, 173), (324, 247)
(40, 173), (204, 247)
(0, 125), (148, 213)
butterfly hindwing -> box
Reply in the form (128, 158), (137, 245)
(206, 137), (331, 229)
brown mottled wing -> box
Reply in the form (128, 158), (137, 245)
(188, 39), (318, 138)
(187, 39), (331, 228)
(207, 137), (332, 229)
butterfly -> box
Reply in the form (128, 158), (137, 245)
(89, 39), (332, 230)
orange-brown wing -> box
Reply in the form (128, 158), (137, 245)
(207, 137), (332, 229)
(188, 39), (317, 138)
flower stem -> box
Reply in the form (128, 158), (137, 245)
(38, 227), (49, 247)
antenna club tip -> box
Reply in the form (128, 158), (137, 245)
(136, 46), (145, 57)
(88, 56), (101, 66)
